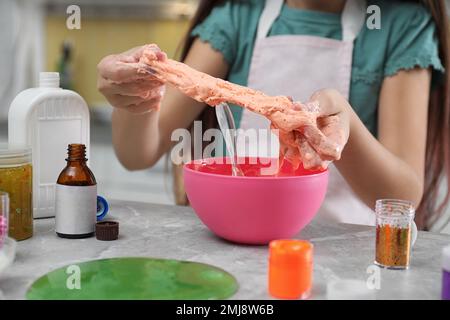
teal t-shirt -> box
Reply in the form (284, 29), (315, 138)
(191, 0), (444, 135)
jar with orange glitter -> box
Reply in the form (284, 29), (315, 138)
(268, 239), (313, 299)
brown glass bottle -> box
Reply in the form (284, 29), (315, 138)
(55, 144), (97, 238)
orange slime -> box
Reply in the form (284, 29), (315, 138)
(138, 44), (344, 169)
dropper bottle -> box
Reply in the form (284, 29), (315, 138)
(55, 144), (97, 238)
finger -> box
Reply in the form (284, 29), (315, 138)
(277, 128), (318, 169)
(276, 128), (297, 148)
(294, 100), (320, 114)
(114, 46), (149, 63)
(136, 44), (167, 64)
(126, 97), (162, 114)
(106, 94), (149, 108)
(98, 56), (154, 83)
(100, 79), (164, 98)
(317, 115), (348, 149)
(301, 124), (341, 160)
(298, 136), (318, 165)
(295, 132), (324, 169)
(284, 146), (301, 170)
(300, 145), (328, 170)
(132, 44), (165, 61)
(133, 44), (167, 77)
(115, 44), (164, 64)
(308, 89), (350, 118)
(270, 109), (316, 132)
(97, 44), (166, 82)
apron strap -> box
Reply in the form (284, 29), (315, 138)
(256, 0), (284, 40)
(341, 0), (367, 42)
(256, 0), (367, 42)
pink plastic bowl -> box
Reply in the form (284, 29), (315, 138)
(183, 157), (328, 245)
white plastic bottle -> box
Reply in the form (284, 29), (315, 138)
(8, 72), (90, 218)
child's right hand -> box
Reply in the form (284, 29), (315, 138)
(97, 46), (165, 114)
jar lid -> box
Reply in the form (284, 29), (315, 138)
(269, 239), (313, 265)
(95, 221), (119, 241)
(0, 146), (31, 167)
(375, 199), (415, 219)
(443, 245), (450, 271)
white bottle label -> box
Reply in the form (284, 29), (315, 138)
(55, 184), (97, 235)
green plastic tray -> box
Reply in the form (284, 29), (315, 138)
(26, 257), (238, 300)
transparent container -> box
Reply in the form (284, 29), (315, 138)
(374, 199), (417, 270)
(0, 147), (33, 240)
(0, 192), (9, 248)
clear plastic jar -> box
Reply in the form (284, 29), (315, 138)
(374, 199), (417, 269)
(0, 148), (32, 240)
(0, 191), (9, 248)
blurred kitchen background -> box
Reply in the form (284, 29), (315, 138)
(0, 0), (199, 205)
(0, 0), (449, 232)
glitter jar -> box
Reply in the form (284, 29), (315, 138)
(374, 199), (417, 269)
(0, 147), (33, 241)
(0, 191), (9, 248)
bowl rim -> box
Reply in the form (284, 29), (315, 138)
(183, 157), (328, 180)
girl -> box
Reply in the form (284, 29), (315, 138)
(97, 0), (450, 230)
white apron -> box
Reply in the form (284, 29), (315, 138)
(239, 0), (375, 226)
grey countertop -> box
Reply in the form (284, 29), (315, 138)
(1, 199), (449, 300)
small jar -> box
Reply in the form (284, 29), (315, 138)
(0, 147), (33, 241)
(374, 199), (417, 269)
(442, 245), (450, 300)
(0, 191), (9, 248)
(268, 239), (313, 299)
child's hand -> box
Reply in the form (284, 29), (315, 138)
(97, 46), (165, 114)
(298, 89), (350, 169)
(311, 88), (350, 150)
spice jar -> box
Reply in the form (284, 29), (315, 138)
(374, 199), (417, 269)
(0, 148), (33, 241)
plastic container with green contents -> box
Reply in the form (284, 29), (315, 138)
(0, 147), (32, 240)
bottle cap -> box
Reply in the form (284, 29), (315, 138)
(0, 146), (32, 166)
(96, 196), (109, 221)
(443, 245), (450, 271)
(95, 221), (119, 241)
(268, 239), (313, 299)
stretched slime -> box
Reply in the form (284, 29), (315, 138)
(137, 44), (344, 169)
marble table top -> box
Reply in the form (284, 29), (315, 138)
(1, 200), (449, 300)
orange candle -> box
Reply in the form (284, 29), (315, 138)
(268, 239), (313, 299)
